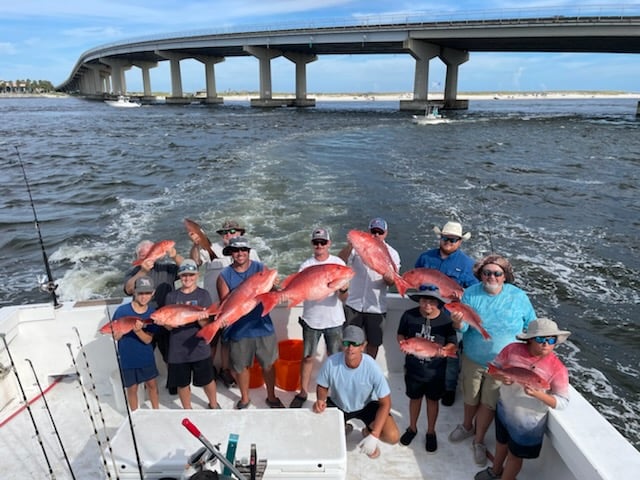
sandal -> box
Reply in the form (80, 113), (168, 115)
(289, 394), (307, 408)
(235, 399), (250, 410)
(266, 397), (285, 408)
(400, 427), (417, 446)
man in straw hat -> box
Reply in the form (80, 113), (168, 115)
(474, 317), (571, 480)
(415, 220), (479, 407)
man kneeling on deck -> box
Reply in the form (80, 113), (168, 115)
(313, 325), (400, 458)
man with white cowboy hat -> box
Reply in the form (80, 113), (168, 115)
(415, 220), (478, 407)
(475, 317), (571, 480)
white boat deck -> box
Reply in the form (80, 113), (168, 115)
(1, 298), (639, 479)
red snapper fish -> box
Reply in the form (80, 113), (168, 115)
(346, 229), (411, 297)
(99, 316), (152, 336)
(132, 240), (175, 266)
(444, 301), (491, 340)
(150, 304), (219, 328)
(258, 263), (355, 315)
(196, 267), (279, 344)
(487, 363), (551, 391)
(184, 218), (216, 260)
(399, 337), (457, 359)
(401, 268), (464, 301)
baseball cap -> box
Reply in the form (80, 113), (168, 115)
(177, 259), (198, 276)
(368, 217), (388, 232)
(342, 325), (366, 345)
(134, 276), (154, 293)
(311, 227), (330, 241)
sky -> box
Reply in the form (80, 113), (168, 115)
(1, 1), (639, 94)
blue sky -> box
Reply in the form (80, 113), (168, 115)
(1, 1), (639, 93)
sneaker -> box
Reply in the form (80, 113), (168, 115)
(441, 390), (456, 406)
(425, 433), (437, 453)
(448, 424), (474, 443)
(474, 466), (501, 480)
(473, 442), (487, 466)
(400, 428), (417, 446)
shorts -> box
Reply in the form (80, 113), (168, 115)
(344, 305), (385, 347)
(167, 357), (216, 389)
(495, 410), (543, 459)
(299, 317), (343, 357)
(404, 370), (445, 401)
(121, 365), (158, 388)
(228, 334), (278, 373)
(460, 353), (501, 409)
(327, 397), (382, 430)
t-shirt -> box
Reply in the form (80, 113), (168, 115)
(414, 248), (479, 288)
(494, 342), (570, 446)
(299, 255), (347, 329)
(397, 307), (457, 380)
(459, 282), (536, 366)
(123, 258), (178, 308)
(112, 302), (158, 369)
(316, 352), (390, 413)
(164, 287), (212, 364)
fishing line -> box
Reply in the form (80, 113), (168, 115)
(66, 342), (117, 479)
(1, 334), (55, 478)
(25, 358), (76, 480)
(102, 314), (145, 479)
(14, 146), (60, 308)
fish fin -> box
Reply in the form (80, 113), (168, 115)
(206, 303), (221, 316)
(487, 363), (498, 376)
(257, 292), (280, 316)
(394, 274), (412, 298)
(196, 322), (220, 344)
(280, 272), (299, 290)
(478, 326), (492, 340)
(132, 259), (142, 266)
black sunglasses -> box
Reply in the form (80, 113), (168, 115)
(312, 239), (328, 246)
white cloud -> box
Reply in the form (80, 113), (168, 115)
(0, 42), (17, 55)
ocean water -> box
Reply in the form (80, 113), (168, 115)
(0, 96), (638, 449)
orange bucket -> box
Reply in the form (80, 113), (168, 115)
(248, 357), (264, 389)
(275, 339), (303, 391)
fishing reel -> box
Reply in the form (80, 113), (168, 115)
(37, 274), (58, 294)
(182, 445), (219, 479)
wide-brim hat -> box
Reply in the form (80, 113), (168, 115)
(473, 254), (515, 283)
(216, 220), (246, 235)
(433, 221), (471, 241)
(516, 317), (571, 344)
(222, 236), (251, 255)
(408, 286), (450, 304)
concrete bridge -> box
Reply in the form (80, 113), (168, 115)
(56, 10), (640, 110)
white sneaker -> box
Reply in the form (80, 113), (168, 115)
(473, 442), (487, 466)
(448, 424), (474, 443)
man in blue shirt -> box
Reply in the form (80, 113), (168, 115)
(415, 221), (478, 406)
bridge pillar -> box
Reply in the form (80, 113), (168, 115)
(156, 51), (192, 104)
(245, 45), (295, 107)
(439, 48), (470, 110)
(84, 65), (108, 97)
(100, 58), (132, 96)
(132, 61), (158, 103)
(283, 52), (317, 107)
(193, 55), (225, 105)
(400, 39), (440, 111)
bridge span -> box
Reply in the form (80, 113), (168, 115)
(57, 12), (640, 110)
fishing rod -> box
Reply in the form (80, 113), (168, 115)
(1, 334), (55, 478)
(66, 342), (116, 479)
(25, 358), (76, 480)
(102, 316), (145, 480)
(14, 146), (60, 308)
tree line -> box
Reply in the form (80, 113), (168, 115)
(1, 79), (56, 93)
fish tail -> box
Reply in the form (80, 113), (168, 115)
(257, 292), (280, 316)
(196, 322), (220, 344)
(394, 274), (412, 298)
(443, 343), (458, 358)
(478, 326), (492, 340)
(132, 259), (142, 266)
(487, 363), (498, 375)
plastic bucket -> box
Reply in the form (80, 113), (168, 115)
(275, 339), (303, 391)
(249, 357), (264, 389)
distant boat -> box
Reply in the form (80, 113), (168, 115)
(104, 95), (141, 108)
(412, 105), (449, 125)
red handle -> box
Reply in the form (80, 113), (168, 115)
(182, 418), (201, 437)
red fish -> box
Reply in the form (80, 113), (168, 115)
(196, 267), (278, 344)
(399, 337), (457, 359)
(258, 263), (355, 315)
(184, 218), (216, 260)
(487, 363), (551, 391)
(444, 302), (491, 340)
(132, 240), (175, 266)
(99, 316), (152, 336)
(150, 304), (218, 328)
(346, 229), (411, 297)
(401, 268), (464, 301)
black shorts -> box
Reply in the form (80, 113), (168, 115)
(495, 411), (543, 459)
(404, 369), (445, 401)
(327, 398), (381, 430)
(167, 357), (215, 389)
(344, 305), (385, 347)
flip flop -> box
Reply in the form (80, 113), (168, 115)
(235, 399), (250, 410)
(289, 394), (307, 408)
(266, 397), (285, 408)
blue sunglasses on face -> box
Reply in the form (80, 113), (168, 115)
(534, 336), (557, 345)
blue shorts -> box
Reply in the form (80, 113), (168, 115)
(167, 357), (215, 389)
(121, 365), (158, 388)
(495, 411), (543, 459)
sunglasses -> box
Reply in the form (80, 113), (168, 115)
(440, 236), (461, 243)
(229, 247), (250, 253)
(370, 229), (384, 236)
(220, 229), (237, 235)
(482, 270), (504, 278)
(312, 239), (328, 246)
(342, 340), (362, 348)
(534, 336), (558, 345)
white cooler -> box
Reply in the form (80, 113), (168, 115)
(107, 408), (347, 479)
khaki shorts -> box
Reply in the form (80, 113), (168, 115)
(460, 354), (501, 410)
